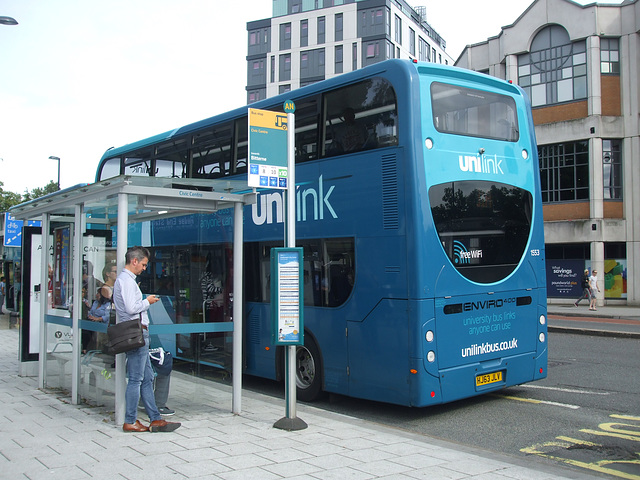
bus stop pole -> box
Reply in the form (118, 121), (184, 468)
(232, 201), (243, 414)
(275, 111), (307, 431)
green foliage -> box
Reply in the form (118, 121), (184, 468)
(1, 180), (59, 213)
(22, 181), (59, 202)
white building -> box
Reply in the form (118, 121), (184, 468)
(457, 0), (639, 305)
(246, 0), (454, 102)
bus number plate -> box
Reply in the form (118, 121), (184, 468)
(476, 371), (503, 387)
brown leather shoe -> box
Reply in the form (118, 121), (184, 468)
(149, 419), (181, 432)
(122, 420), (149, 433)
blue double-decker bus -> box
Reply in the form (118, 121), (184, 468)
(96, 59), (547, 407)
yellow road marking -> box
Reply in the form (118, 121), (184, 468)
(520, 415), (640, 479)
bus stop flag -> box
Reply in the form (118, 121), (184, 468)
(248, 108), (288, 189)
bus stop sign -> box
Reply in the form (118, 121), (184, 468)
(248, 108), (289, 189)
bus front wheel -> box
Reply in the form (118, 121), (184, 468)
(295, 339), (322, 402)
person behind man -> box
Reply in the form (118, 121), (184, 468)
(101, 262), (117, 300)
(112, 246), (180, 433)
(589, 269), (601, 311)
(0, 276), (5, 314)
(81, 287), (112, 353)
(574, 269), (591, 307)
(149, 347), (175, 415)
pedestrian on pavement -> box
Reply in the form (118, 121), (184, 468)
(574, 269), (591, 307)
(589, 269), (601, 311)
(112, 246), (180, 433)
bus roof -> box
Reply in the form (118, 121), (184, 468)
(98, 60), (416, 162)
(97, 59), (522, 166)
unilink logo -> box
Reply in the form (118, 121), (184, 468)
(453, 240), (483, 264)
(459, 154), (504, 175)
(251, 175), (337, 226)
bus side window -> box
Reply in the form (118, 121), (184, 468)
(124, 149), (153, 177)
(323, 77), (398, 158)
(155, 138), (189, 179)
(235, 117), (248, 175)
(156, 159), (188, 178)
(293, 99), (319, 164)
(192, 123), (233, 179)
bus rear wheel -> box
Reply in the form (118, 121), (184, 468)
(295, 339), (322, 402)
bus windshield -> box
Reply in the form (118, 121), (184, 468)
(431, 82), (519, 142)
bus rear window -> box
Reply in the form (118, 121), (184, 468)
(431, 83), (519, 142)
(429, 181), (532, 283)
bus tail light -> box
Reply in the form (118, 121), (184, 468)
(425, 330), (434, 342)
(427, 351), (436, 363)
(538, 332), (546, 343)
(539, 315), (546, 325)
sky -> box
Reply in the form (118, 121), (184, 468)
(0, 0), (622, 195)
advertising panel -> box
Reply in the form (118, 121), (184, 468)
(546, 259), (583, 298)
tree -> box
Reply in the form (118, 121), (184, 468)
(0, 182), (23, 212)
(0, 180), (59, 213)
(22, 181), (59, 202)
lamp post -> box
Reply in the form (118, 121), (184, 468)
(49, 156), (60, 190)
(0, 16), (18, 25)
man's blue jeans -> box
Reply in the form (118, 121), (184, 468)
(124, 332), (161, 424)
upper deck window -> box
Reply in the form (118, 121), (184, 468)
(324, 77), (398, 156)
(431, 83), (519, 142)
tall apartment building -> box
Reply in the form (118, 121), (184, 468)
(457, 0), (639, 305)
(246, 0), (453, 103)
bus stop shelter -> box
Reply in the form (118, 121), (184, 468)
(10, 175), (256, 424)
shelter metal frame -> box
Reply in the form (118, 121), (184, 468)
(10, 175), (256, 424)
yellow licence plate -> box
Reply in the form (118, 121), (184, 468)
(476, 371), (503, 387)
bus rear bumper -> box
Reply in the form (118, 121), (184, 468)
(435, 351), (544, 405)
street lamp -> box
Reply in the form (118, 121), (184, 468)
(49, 156), (60, 190)
(0, 16), (18, 25)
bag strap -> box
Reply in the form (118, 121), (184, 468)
(149, 347), (165, 365)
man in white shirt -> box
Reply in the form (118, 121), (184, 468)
(113, 246), (180, 433)
(589, 269), (601, 311)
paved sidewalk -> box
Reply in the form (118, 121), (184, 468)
(0, 310), (608, 480)
(547, 303), (640, 337)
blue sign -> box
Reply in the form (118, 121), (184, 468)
(546, 259), (584, 298)
(283, 100), (296, 113)
(4, 213), (41, 247)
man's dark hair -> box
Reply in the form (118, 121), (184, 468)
(125, 246), (151, 265)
